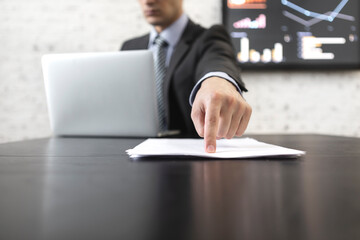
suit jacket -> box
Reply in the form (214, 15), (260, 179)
(121, 20), (247, 137)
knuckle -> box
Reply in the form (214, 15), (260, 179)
(191, 110), (197, 121)
(238, 103), (245, 115)
(245, 104), (252, 118)
(207, 115), (218, 125)
(209, 91), (222, 104)
(248, 105), (253, 115)
(225, 95), (237, 108)
(191, 108), (202, 121)
(239, 102), (251, 117)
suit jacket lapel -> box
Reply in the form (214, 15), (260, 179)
(164, 40), (190, 93)
(164, 21), (198, 116)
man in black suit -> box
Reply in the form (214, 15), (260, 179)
(121, 0), (252, 153)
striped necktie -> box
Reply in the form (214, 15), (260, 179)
(153, 36), (168, 132)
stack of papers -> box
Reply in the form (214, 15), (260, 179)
(126, 138), (305, 159)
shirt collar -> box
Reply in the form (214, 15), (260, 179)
(149, 13), (189, 48)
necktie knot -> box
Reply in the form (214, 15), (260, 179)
(154, 36), (168, 48)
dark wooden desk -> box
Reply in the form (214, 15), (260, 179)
(0, 134), (359, 240)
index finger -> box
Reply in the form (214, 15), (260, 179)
(204, 103), (221, 153)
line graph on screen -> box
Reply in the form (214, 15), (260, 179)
(282, 0), (355, 27)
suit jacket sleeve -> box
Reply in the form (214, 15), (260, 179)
(194, 25), (247, 92)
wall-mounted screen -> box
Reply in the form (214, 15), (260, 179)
(222, 0), (360, 69)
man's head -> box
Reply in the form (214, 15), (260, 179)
(138, 0), (183, 32)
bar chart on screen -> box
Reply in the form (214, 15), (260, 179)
(233, 14), (266, 29)
(298, 32), (346, 60)
(228, 0), (267, 9)
(237, 37), (283, 63)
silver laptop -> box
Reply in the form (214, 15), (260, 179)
(42, 50), (161, 137)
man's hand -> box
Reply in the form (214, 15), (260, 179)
(191, 77), (252, 153)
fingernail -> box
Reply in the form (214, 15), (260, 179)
(207, 145), (215, 153)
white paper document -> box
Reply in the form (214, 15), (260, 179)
(126, 138), (305, 159)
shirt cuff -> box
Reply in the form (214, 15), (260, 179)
(189, 72), (242, 106)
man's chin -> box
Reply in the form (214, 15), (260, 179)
(145, 17), (165, 27)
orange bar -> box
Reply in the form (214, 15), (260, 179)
(228, 3), (267, 9)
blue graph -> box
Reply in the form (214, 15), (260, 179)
(281, 0), (350, 22)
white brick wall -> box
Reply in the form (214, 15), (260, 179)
(0, 0), (359, 143)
